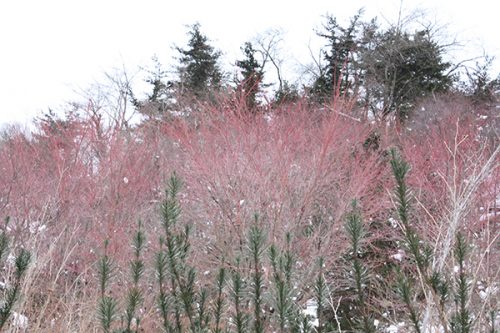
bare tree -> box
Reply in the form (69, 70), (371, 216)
(253, 29), (286, 95)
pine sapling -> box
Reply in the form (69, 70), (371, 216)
(248, 218), (266, 333)
(269, 233), (296, 332)
(0, 218), (31, 330)
(314, 257), (327, 333)
(161, 172), (181, 237)
(344, 200), (375, 333)
(97, 240), (118, 333)
(450, 233), (471, 333)
(163, 173), (193, 331)
(390, 149), (424, 333)
(232, 257), (248, 333)
(429, 271), (449, 315)
(390, 148), (452, 332)
(390, 149), (431, 273)
(196, 288), (209, 330)
(0, 220), (8, 262)
(159, 173), (207, 332)
(124, 221), (146, 332)
(155, 239), (174, 332)
(0, 245), (31, 330)
(488, 310), (496, 333)
(213, 266), (226, 333)
(396, 269), (422, 333)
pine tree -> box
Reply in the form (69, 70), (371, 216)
(132, 56), (174, 117)
(176, 23), (223, 98)
(236, 42), (264, 109)
(313, 11), (363, 100)
(360, 27), (453, 120)
(274, 80), (300, 105)
(463, 56), (500, 104)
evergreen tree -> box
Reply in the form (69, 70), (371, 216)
(360, 27), (453, 120)
(313, 12), (363, 100)
(236, 42), (263, 109)
(274, 80), (300, 104)
(132, 56), (173, 117)
(176, 23), (223, 98)
(463, 56), (500, 104)
(311, 10), (455, 121)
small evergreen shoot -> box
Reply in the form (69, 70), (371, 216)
(390, 149), (431, 272)
(269, 232), (297, 332)
(390, 149), (427, 333)
(314, 256), (327, 333)
(344, 200), (375, 333)
(396, 268), (422, 333)
(0, 217), (31, 331)
(213, 266), (226, 333)
(231, 257), (249, 333)
(124, 221), (146, 333)
(450, 233), (471, 333)
(390, 149), (477, 333)
(97, 240), (118, 333)
(248, 217), (266, 333)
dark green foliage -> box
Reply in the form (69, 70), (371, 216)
(196, 288), (209, 330)
(97, 228), (145, 333)
(363, 131), (381, 151)
(213, 267), (226, 333)
(14, 250), (31, 280)
(312, 11), (454, 120)
(97, 296), (118, 333)
(0, 223), (31, 331)
(362, 28), (453, 119)
(231, 257), (249, 333)
(274, 80), (300, 105)
(123, 221), (146, 333)
(269, 233), (298, 332)
(236, 42), (264, 109)
(161, 173), (182, 236)
(390, 149), (429, 333)
(396, 270), (422, 333)
(97, 174), (208, 333)
(313, 11), (362, 99)
(450, 233), (471, 333)
(132, 55), (173, 116)
(98, 241), (114, 298)
(97, 240), (118, 333)
(158, 174), (204, 332)
(390, 149), (481, 333)
(429, 271), (449, 307)
(248, 218), (266, 333)
(390, 149), (431, 272)
(489, 310), (497, 333)
(314, 257), (327, 333)
(463, 56), (500, 104)
(154, 243), (172, 332)
(344, 201), (376, 333)
(177, 23), (223, 98)
(0, 221), (9, 263)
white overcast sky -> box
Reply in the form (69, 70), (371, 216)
(0, 0), (498, 127)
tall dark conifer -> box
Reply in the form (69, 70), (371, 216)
(236, 42), (263, 109)
(176, 23), (223, 98)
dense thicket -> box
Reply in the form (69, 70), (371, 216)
(0, 7), (498, 333)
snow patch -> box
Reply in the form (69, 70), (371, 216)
(303, 299), (319, 327)
(12, 312), (28, 330)
(390, 249), (406, 262)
